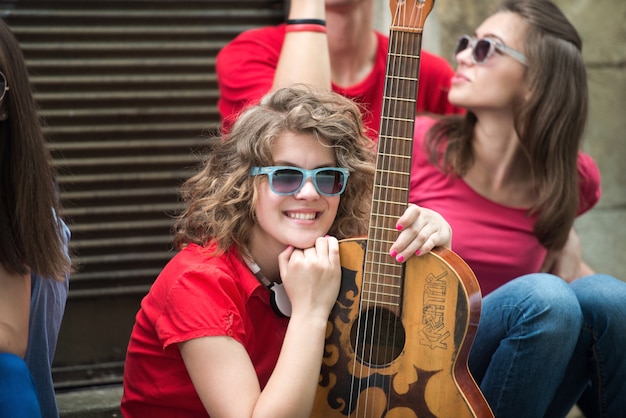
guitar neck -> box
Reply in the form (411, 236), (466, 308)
(375, 29), (423, 225)
(364, 29), (423, 311)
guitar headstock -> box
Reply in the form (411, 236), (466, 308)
(389, 0), (434, 33)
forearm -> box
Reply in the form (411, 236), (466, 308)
(579, 260), (595, 276)
(273, 0), (331, 91)
(255, 314), (328, 418)
(541, 227), (596, 282)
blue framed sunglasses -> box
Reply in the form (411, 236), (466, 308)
(454, 35), (527, 66)
(250, 166), (350, 197)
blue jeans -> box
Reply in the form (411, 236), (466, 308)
(0, 353), (42, 417)
(469, 273), (626, 418)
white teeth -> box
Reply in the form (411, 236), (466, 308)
(288, 212), (316, 220)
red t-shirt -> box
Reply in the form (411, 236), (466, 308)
(121, 243), (289, 417)
(216, 25), (463, 138)
(409, 116), (601, 295)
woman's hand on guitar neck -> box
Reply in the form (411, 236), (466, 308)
(389, 203), (452, 263)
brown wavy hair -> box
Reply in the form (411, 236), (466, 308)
(426, 0), (587, 251)
(0, 20), (70, 282)
(174, 86), (375, 258)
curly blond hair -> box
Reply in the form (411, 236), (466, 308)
(174, 86), (375, 258)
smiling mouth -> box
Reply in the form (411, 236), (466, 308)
(286, 212), (318, 220)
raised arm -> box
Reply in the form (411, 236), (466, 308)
(273, 0), (330, 91)
(216, 0), (330, 128)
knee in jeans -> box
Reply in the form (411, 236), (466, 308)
(515, 273), (583, 329)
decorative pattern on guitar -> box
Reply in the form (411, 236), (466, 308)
(312, 1), (494, 417)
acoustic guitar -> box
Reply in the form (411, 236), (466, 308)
(312, 1), (494, 417)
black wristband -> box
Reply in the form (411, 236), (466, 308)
(285, 18), (326, 26)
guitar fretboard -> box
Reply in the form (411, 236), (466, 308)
(363, 29), (423, 314)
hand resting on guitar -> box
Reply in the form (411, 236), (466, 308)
(389, 203), (452, 262)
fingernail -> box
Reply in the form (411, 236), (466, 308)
(396, 225), (403, 231)
(415, 250), (421, 256)
(390, 249), (397, 258)
(396, 254), (405, 263)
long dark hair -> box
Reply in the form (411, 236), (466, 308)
(0, 19), (70, 281)
(426, 0), (586, 251)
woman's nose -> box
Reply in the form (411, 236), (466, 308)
(455, 47), (473, 66)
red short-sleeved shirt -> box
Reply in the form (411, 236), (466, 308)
(121, 243), (289, 417)
(409, 116), (601, 295)
(216, 25), (463, 138)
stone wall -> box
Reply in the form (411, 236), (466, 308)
(375, 0), (625, 281)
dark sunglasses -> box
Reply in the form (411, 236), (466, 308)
(454, 35), (527, 66)
(250, 166), (350, 197)
(0, 71), (8, 102)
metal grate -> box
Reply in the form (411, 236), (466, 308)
(1, 0), (284, 389)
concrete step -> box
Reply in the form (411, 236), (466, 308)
(57, 385), (584, 418)
(56, 385), (122, 418)
(54, 383), (586, 418)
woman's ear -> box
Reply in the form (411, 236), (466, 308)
(524, 86), (532, 102)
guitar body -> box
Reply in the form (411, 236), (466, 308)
(312, 239), (491, 418)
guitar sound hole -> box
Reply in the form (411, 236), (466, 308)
(350, 307), (406, 367)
